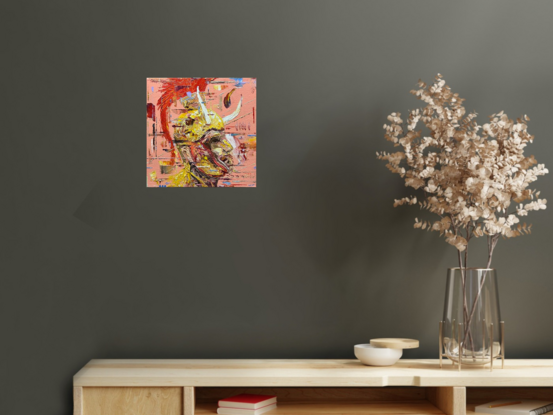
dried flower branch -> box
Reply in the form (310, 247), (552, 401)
(378, 74), (548, 268)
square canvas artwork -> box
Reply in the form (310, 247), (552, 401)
(147, 78), (256, 187)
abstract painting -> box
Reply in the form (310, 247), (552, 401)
(147, 78), (256, 187)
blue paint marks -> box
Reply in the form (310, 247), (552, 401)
(187, 91), (192, 97)
(151, 87), (154, 92)
(231, 78), (244, 88)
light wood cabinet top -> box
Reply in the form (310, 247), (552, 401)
(73, 359), (553, 387)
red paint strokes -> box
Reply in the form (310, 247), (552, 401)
(157, 78), (214, 165)
(146, 103), (156, 121)
(252, 107), (255, 124)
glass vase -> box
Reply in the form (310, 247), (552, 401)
(441, 268), (503, 366)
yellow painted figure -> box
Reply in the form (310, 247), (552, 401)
(165, 87), (242, 187)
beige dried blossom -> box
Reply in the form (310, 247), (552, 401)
(377, 74), (548, 268)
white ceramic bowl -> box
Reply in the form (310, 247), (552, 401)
(354, 344), (403, 366)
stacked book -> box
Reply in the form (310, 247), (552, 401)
(475, 400), (553, 415)
(217, 394), (277, 415)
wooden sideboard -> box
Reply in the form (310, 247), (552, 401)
(73, 359), (553, 415)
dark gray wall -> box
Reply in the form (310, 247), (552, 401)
(2, 1), (553, 413)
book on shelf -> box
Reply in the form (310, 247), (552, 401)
(216, 403), (277, 415)
(218, 394), (277, 410)
(475, 400), (553, 415)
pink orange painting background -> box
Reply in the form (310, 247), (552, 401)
(146, 78), (256, 187)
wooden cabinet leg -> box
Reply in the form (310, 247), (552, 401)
(427, 386), (466, 415)
(184, 387), (195, 415)
(74, 387), (83, 415)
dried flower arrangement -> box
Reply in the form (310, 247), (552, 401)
(378, 74), (548, 270)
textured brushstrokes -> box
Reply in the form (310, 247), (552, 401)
(223, 88), (235, 108)
(147, 78), (256, 187)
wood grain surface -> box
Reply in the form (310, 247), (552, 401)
(427, 387), (466, 415)
(74, 359), (553, 387)
(82, 387), (182, 415)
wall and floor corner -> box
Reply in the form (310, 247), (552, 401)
(1, 1), (553, 414)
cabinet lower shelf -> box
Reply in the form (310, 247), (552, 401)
(196, 401), (445, 414)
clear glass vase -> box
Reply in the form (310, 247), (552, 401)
(441, 268), (503, 366)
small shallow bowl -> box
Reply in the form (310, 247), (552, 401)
(354, 344), (403, 366)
